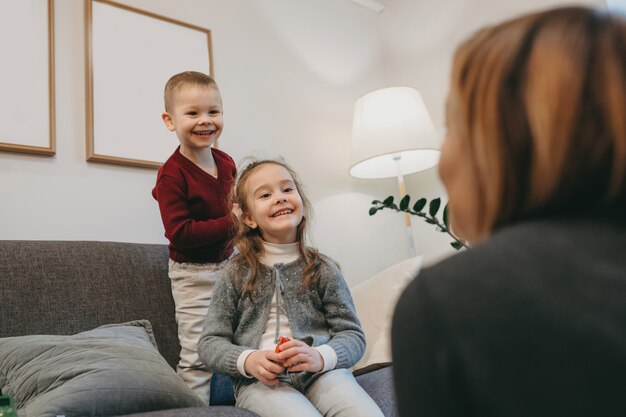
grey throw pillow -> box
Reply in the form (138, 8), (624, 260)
(0, 320), (205, 417)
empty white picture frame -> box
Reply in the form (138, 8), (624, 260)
(0, 0), (55, 156)
(85, 0), (213, 168)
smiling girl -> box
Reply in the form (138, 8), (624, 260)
(197, 159), (383, 417)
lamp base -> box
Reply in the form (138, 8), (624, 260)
(394, 155), (417, 257)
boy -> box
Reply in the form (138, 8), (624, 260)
(152, 71), (236, 405)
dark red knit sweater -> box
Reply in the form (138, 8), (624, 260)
(152, 147), (236, 263)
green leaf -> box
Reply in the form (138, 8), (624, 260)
(413, 198), (427, 212)
(399, 195), (410, 210)
(429, 198), (441, 217)
(451, 241), (464, 250)
(443, 204), (449, 228)
(425, 218), (436, 224)
(372, 200), (382, 205)
(383, 196), (394, 206)
(369, 207), (378, 216)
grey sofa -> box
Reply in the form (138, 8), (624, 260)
(0, 240), (397, 417)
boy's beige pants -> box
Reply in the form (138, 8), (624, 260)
(168, 259), (227, 405)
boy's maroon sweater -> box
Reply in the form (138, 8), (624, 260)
(152, 147), (236, 263)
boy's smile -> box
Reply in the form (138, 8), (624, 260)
(193, 128), (216, 139)
(162, 84), (224, 154)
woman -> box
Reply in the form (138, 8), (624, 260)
(392, 7), (626, 417)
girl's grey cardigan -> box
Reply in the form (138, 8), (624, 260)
(197, 255), (366, 393)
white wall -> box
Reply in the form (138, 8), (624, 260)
(0, 0), (607, 284)
(1, 0), (396, 286)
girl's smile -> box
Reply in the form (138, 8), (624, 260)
(272, 208), (293, 217)
(242, 164), (304, 244)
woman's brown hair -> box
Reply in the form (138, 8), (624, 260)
(230, 159), (322, 295)
(450, 7), (626, 235)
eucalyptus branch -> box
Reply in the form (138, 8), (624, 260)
(369, 195), (469, 250)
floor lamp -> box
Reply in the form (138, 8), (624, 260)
(349, 87), (440, 256)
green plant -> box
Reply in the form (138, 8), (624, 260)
(369, 195), (468, 250)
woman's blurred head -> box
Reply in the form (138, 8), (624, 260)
(440, 7), (626, 243)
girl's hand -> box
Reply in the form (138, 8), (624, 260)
(276, 339), (324, 373)
(244, 350), (285, 385)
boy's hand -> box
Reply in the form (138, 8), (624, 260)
(276, 339), (324, 373)
(244, 350), (285, 385)
(231, 203), (242, 220)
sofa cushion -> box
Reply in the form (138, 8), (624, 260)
(355, 366), (398, 416)
(0, 320), (205, 417)
(351, 256), (422, 374)
(0, 241), (180, 370)
(121, 406), (259, 416)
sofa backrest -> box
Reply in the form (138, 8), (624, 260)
(0, 240), (180, 369)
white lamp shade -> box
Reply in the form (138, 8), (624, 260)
(349, 86), (440, 179)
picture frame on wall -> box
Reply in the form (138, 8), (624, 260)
(0, 0), (55, 156)
(85, 0), (214, 169)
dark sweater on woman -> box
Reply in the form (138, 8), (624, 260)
(152, 147), (236, 263)
(392, 216), (626, 417)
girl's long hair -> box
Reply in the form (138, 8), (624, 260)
(230, 159), (322, 295)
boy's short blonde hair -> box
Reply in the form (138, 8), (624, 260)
(450, 7), (626, 235)
(163, 71), (218, 112)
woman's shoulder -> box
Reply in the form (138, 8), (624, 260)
(395, 227), (534, 330)
(396, 216), (626, 350)
(417, 220), (555, 283)
(412, 217), (625, 304)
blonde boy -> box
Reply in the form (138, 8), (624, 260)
(152, 71), (236, 404)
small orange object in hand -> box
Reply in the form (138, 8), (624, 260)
(275, 336), (291, 353)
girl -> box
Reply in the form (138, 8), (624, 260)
(198, 159), (383, 417)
